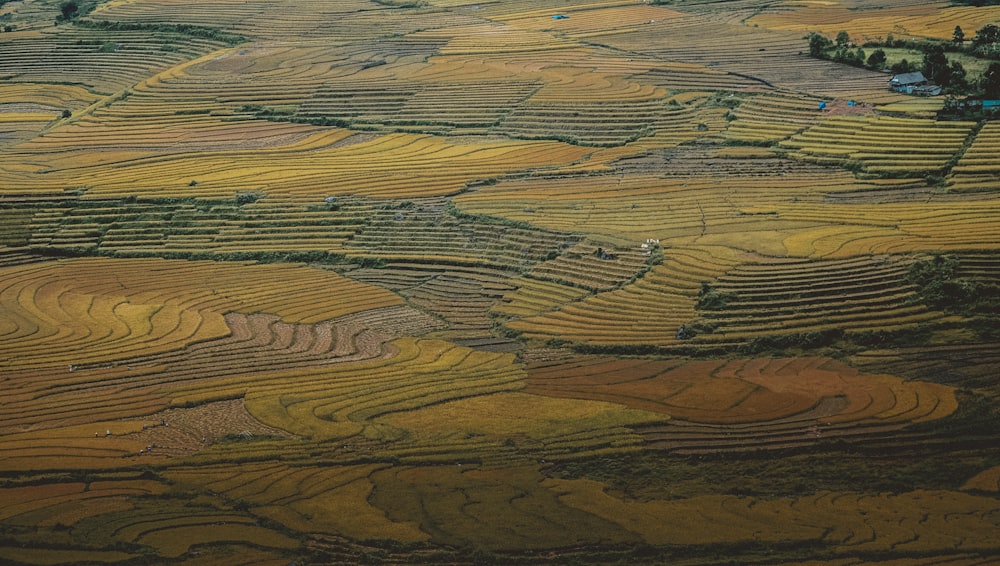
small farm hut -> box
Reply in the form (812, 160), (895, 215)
(889, 72), (941, 95)
(889, 72), (927, 90)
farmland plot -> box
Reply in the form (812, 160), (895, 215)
(1, 128), (593, 199)
(0, 257), (401, 368)
(951, 121), (1000, 193)
(748, 0), (1000, 42)
(587, 6), (905, 101)
(0, 25), (232, 95)
(527, 356), (955, 448)
(1, 0), (999, 562)
(780, 115), (975, 174)
(690, 254), (943, 342)
(507, 245), (743, 346)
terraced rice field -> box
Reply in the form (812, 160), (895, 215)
(749, 0), (1000, 42)
(691, 254), (945, 341)
(1, 0), (999, 563)
(951, 121), (1000, 192)
(780, 115), (976, 174)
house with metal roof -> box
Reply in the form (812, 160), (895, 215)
(889, 71), (941, 95)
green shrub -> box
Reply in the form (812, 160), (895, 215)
(696, 282), (736, 310)
(235, 191), (264, 206)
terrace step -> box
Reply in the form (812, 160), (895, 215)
(692, 254), (944, 341)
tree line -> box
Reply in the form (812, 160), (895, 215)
(807, 25), (1000, 98)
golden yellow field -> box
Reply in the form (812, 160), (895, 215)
(1, 0), (998, 563)
(750, 0), (1000, 42)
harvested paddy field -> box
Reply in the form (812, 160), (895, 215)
(1, 0), (998, 564)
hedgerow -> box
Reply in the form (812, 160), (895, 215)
(74, 19), (246, 46)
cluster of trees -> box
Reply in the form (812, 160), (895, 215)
(917, 44), (971, 92)
(0, 0), (16, 31)
(953, 24), (1000, 58)
(55, 0), (96, 22)
(807, 24), (1000, 96)
(908, 254), (1000, 317)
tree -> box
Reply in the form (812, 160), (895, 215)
(983, 62), (1000, 99)
(839, 47), (865, 67)
(890, 58), (915, 74)
(835, 30), (851, 48)
(867, 48), (887, 69)
(972, 24), (1000, 56)
(808, 32), (832, 58)
(948, 61), (969, 92)
(922, 44), (951, 86)
(953, 25), (965, 45)
(974, 24), (999, 45)
(59, 1), (79, 20)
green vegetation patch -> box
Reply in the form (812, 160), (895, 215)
(74, 19), (247, 46)
(806, 26), (1000, 96)
(909, 253), (1000, 312)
